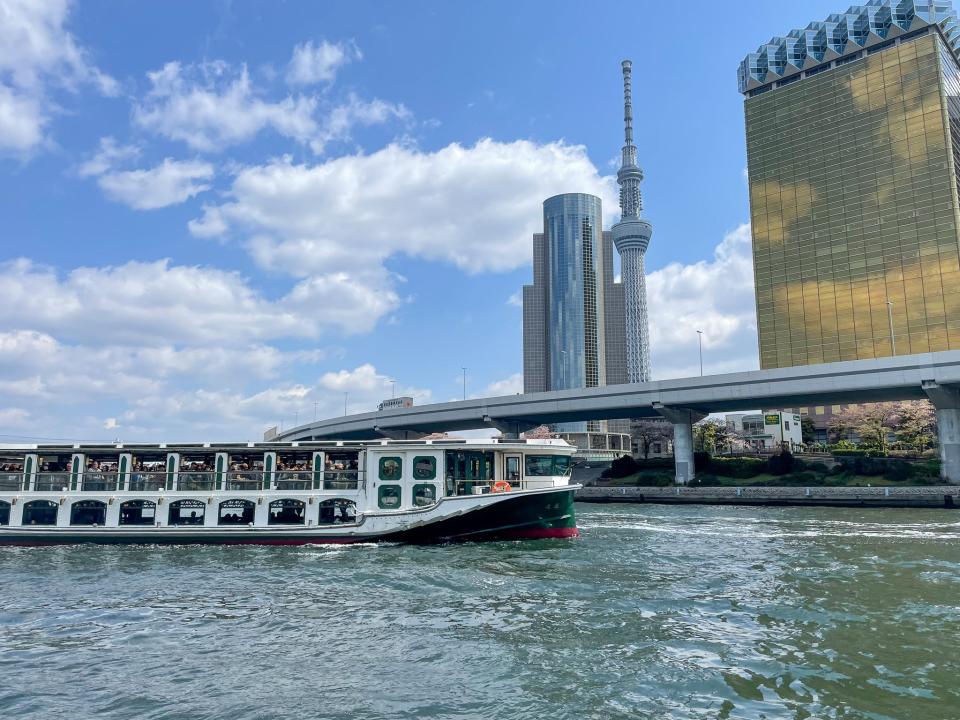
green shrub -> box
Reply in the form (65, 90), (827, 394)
(882, 462), (914, 482)
(693, 451), (711, 473)
(690, 473), (720, 487)
(766, 450), (795, 475)
(797, 460), (830, 474)
(709, 456), (766, 478)
(602, 455), (640, 479)
(635, 472), (674, 487)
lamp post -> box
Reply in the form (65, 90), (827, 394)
(696, 330), (704, 377)
(343, 392), (348, 417)
(313, 401), (318, 421)
(390, 379), (396, 399)
(886, 300), (896, 356)
(461, 367), (467, 401)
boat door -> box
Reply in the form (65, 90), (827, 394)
(504, 454), (522, 490)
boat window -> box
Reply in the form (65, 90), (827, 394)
(276, 451), (312, 490)
(378, 456), (402, 481)
(412, 484), (437, 507)
(444, 451), (495, 495)
(378, 485), (402, 509)
(0, 500), (10, 525)
(324, 451), (360, 490)
(227, 453), (263, 491)
(268, 499), (305, 525)
(70, 500), (107, 526)
(412, 456), (436, 480)
(178, 454), (217, 491)
(119, 500), (156, 526)
(168, 499), (205, 526)
(130, 454), (166, 491)
(505, 456), (521, 483)
(0, 460), (22, 491)
(22, 500), (58, 525)
(82, 455), (119, 491)
(525, 455), (571, 476)
(219, 499), (255, 525)
(318, 499), (356, 524)
(35, 455), (71, 491)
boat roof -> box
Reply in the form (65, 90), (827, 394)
(0, 438), (574, 453)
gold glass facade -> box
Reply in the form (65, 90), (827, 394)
(746, 34), (960, 369)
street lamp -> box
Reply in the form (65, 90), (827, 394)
(343, 392), (348, 417)
(390, 379), (396, 399)
(886, 299), (896, 356)
(696, 330), (704, 377)
(461, 367), (467, 401)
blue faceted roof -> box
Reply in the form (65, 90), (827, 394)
(738, 1), (960, 94)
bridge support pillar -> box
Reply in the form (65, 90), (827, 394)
(653, 404), (708, 484)
(923, 381), (960, 485)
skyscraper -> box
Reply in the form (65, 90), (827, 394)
(612, 59), (653, 382)
(739, 1), (960, 369)
(523, 193), (626, 432)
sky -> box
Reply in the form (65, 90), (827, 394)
(0, 0), (851, 443)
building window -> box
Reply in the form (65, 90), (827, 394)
(412, 456), (436, 480)
(378, 457), (402, 481)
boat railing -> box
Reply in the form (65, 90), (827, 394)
(129, 472), (167, 491)
(323, 470), (361, 491)
(34, 472), (72, 491)
(224, 471), (264, 491)
(0, 472), (25, 491)
(275, 471), (312, 490)
(81, 472), (120, 491)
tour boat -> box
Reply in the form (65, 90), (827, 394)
(0, 438), (579, 546)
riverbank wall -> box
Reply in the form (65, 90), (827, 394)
(576, 485), (960, 509)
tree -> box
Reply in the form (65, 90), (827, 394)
(632, 420), (673, 459)
(800, 416), (816, 444)
(830, 403), (902, 453)
(895, 401), (937, 453)
(694, 419), (728, 454)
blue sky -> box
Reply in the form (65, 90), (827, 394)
(0, 0), (848, 442)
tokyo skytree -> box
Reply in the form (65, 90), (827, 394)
(612, 59), (653, 383)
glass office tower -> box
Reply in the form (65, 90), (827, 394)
(739, 1), (960, 369)
(523, 193), (615, 432)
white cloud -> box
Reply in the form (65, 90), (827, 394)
(133, 61), (320, 152)
(96, 158), (215, 210)
(310, 93), (409, 154)
(191, 138), (616, 276)
(0, 0), (117, 153)
(479, 373), (523, 397)
(77, 136), (141, 177)
(647, 223), (759, 379)
(0, 258), (399, 345)
(286, 39), (360, 85)
(507, 290), (522, 307)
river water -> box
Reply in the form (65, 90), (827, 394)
(1, 504), (958, 720)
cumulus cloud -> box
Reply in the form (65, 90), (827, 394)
(0, 258), (400, 345)
(286, 39), (360, 85)
(133, 61), (320, 152)
(132, 59), (405, 155)
(191, 138), (617, 275)
(0, 0), (117, 153)
(96, 158), (215, 210)
(647, 223), (759, 378)
(479, 373), (523, 397)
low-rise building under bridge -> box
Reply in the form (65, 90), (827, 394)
(278, 351), (960, 485)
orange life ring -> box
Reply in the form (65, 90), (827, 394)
(491, 480), (512, 493)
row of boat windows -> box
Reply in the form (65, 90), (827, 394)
(376, 453), (572, 482)
(0, 499), (357, 527)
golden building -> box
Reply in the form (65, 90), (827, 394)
(739, 4), (960, 369)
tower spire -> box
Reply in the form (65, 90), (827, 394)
(612, 59), (652, 383)
(618, 60), (643, 219)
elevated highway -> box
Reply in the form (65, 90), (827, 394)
(278, 351), (960, 484)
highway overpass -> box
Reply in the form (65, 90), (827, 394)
(278, 350), (960, 484)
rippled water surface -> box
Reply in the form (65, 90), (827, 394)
(2, 504), (959, 719)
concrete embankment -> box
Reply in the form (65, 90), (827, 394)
(576, 485), (960, 509)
